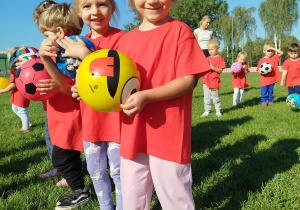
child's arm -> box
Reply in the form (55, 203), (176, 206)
(0, 83), (16, 94)
(56, 36), (92, 60)
(210, 63), (223, 74)
(121, 75), (195, 117)
(242, 65), (248, 75)
(281, 70), (287, 86)
(36, 79), (72, 96)
(39, 37), (73, 86)
(269, 47), (283, 57)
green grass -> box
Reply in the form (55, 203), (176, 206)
(0, 73), (299, 209)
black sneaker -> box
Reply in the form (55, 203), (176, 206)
(55, 188), (91, 209)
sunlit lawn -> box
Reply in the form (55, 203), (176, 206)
(0, 73), (299, 209)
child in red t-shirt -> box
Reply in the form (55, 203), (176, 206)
(229, 52), (250, 106)
(201, 39), (226, 117)
(256, 43), (283, 106)
(0, 47), (31, 133)
(281, 43), (300, 95)
(37, 3), (91, 209)
(117, 0), (210, 209)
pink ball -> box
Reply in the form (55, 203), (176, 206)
(15, 58), (56, 101)
(231, 62), (243, 73)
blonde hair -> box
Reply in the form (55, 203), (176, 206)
(207, 39), (219, 48)
(37, 2), (83, 36)
(74, 0), (119, 29)
(263, 43), (274, 51)
(7, 47), (20, 62)
(200, 15), (211, 27)
(33, 1), (58, 24)
(237, 52), (248, 61)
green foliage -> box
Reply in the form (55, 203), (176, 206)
(1, 74), (300, 209)
(169, 0), (228, 38)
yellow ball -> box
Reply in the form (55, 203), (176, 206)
(77, 49), (141, 112)
(0, 77), (10, 89)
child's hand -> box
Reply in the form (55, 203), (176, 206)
(71, 84), (81, 100)
(280, 81), (284, 87)
(39, 36), (60, 58)
(36, 79), (60, 95)
(120, 91), (148, 117)
(56, 36), (92, 60)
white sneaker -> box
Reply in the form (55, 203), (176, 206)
(201, 111), (210, 117)
(216, 112), (222, 117)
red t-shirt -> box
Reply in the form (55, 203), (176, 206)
(10, 73), (30, 107)
(281, 58), (300, 87)
(117, 19), (210, 164)
(232, 64), (250, 88)
(47, 79), (83, 151)
(203, 55), (226, 89)
(256, 54), (281, 86)
(81, 28), (125, 142)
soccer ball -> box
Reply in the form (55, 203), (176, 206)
(77, 49), (141, 112)
(260, 62), (272, 74)
(15, 58), (56, 101)
(231, 62), (243, 73)
(56, 35), (97, 77)
(9, 46), (39, 75)
(0, 77), (10, 89)
(286, 93), (300, 108)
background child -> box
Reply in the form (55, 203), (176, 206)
(0, 47), (32, 133)
(256, 43), (283, 106)
(63, 0), (125, 209)
(37, 3), (91, 209)
(201, 39), (226, 117)
(229, 52), (250, 106)
(280, 43), (300, 95)
(117, 0), (210, 209)
(32, 0), (66, 185)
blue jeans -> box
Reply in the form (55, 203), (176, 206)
(12, 104), (30, 130)
(288, 85), (300, 95)
(83, 141), (122, 210)
(261, 83), (275, 103)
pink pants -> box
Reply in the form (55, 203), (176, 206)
(121, 153), (195, 210)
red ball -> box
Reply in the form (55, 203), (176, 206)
(15, 58), (56, 101)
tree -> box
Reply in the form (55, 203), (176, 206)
(169, 0), (228, 38)
(123, 0), (229, 37)
(258, 0), (299, 52)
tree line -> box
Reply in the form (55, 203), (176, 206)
(123, 0), (299, 67)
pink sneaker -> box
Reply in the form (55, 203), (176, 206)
(39, 168), (58, 179)
(20, 128), (29, 133)
(56, 178), (68, 187)
(29, 122), (32, 127)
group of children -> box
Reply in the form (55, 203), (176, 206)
(199, 40), (300, 117)
(1, 0), (299, 209)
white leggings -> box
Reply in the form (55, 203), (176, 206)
(233, 88), (244, 105)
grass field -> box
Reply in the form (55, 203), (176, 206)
(0, 73), (299, 209)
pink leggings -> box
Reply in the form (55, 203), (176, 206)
(121, 153), (195, 210)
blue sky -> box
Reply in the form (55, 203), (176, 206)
(0, 0), (299, 52)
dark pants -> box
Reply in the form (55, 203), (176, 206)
(288, 85), (300, 95)
(261, 83), (275, 103)
(202, 49), (210, 57)
(52, 145), (84, 191)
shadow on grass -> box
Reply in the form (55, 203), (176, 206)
(274, 96), (287, 103)
(191, 116), (253, 153)
(0, 138), (46, 160)
(193, 137), (300, 209)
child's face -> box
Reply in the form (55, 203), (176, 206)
(80, 0), (113, 35)
(237, 55), (246, 64)
(263, 48), (274, 58)
(43, 31), (59, 39)
(134, 0), (172, 25)
(288, 51), (299, 60)
(208, 44), (219, 57)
